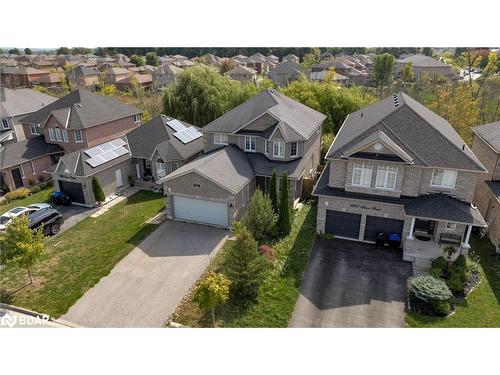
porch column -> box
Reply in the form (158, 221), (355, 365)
(135, 163), (141, 179)
(462, 225), (473, 249)
(407, 217), (416, 240)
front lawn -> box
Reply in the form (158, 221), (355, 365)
(0, 187), (54, 215)
(0, 190), (164, 317)
(406, 234), (500, 327)
(171, 203), (317, 327)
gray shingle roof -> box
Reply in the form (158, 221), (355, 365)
(486, 180), (500, 201)
(328, 92), (485, 172)
(269, 60), (302, 75)
(126, 115), (204, 161)
(472, 121), (500, 153)
(0, 136), (63, 168)
(202, 89), (326, 141)
(397, 54), (450, 68)
(163, 145), (254, 194)
(70, 66), (99, 77)
(225, 65), (257, 76)
(22, 88), (141, 129)
(0, 87), (57, 118)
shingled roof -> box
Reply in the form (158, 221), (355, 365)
(397, 54), (450, 68)
(21, 88), (141, 129)
(202, 89), (326, 141)
(0, 136), (63, 168)
(0, 87), (57, 118)
(126, 115), (204, 161)
(327, 92), (485, 172)
(472, 121), (500, 153)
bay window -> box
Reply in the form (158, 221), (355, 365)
(352, 162), (372, 187)
(375, 166), (398, 190)
(431, 169), (457, 189)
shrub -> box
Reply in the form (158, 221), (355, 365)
(30, 185), (42, 193)
(223, 227), (269, 304)
(409, 275), (452, 302)
(443, 245), (458, 260)
(455, 255), (467, 269)
(92, 177), (105, 203)
(431, 299), (451, 316)
(466, 258), (480, 276)
(447, 270), (466, 293)
(269, 170), (278, 213)
(431, 256), (449, 272)
(4, 187), (31, 202)
(258, 244), (276, 262)
(241, 188), (276, 244)
(429, 267), (444, 279)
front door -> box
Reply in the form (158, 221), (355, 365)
(115, 169), (123, 188)
(11, 168), (23, 189)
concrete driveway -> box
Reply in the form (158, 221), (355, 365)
(62, 221), (228, 327)
(289, 239), (412, 328)
(57, 204), (97, 234)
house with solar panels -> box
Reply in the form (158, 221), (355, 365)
(50, 115), (204, 206)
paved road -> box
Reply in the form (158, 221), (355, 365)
(62, 221), (228, 327)
(289, 239), (413, 328)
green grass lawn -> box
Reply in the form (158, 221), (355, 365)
(0, 187), (54, 215)
(0, 190), (164, 317)
(172, 203), (317, 327)
(406, 234), (500, 327)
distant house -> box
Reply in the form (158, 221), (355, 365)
(472, 121), (500, 250)
(0, 66), (52, 88)
(268, 60), (303, 87)
(172, 59), (195, 69)
(248, 53), (269, 73)
(114, 73), (153, 91)
(267, 55), (279, 64)
(283, 54), (300, 64)
(68, 66), (100, 88)
(310, 70), (349, 85)
(153, 64), (183, 89)
(101, 66), (130, 85)
(396, 54), (455, 79)
(225, 65), (257, 83)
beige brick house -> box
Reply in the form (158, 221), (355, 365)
(314, 92), (487, 271)
(162, 89), (326, 228)
(472, 121), (500, 250)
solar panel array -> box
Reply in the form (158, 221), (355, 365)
(84, 138), (129, 168)
(166, 119), (203, 144)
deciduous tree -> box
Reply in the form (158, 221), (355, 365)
(130, 54), (145, 66)
(371, 53), (395, 91)
(145, 52), (160, 66)
(24, 48), (32, 55)
(193, 271), (230, 327)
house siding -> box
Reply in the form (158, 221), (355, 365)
(1, 155), (56, 191)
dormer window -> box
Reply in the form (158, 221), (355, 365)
(431, 169), (457, 189)
(244, 136), (256, 152)
(290, 142), (298, 157)
(214, 133), (228, 145)
(273, 140), (285, 158)
(29, 124), (40, 135)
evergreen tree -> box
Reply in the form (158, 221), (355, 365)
(269, 170), (278, 213)
(92, 177), (105, 203)
(24, 48), (32, 55)
(278, 172), (292, 236)
(145, 52), (160, 66)
(223, 226), (268, 304)
(241, 188), (275, 243)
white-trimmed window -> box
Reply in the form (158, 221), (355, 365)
(431, 169), (457, 189)
(29, 124), (40, 135)
(244, 136), (256, 152)
(1, 118), (9, 129)
(156, 160), (166, 179)
(54, 128), (62, 142)
(352, 162), (373, 187)
(445, 222), (457, 231)
(265, 141), (269, 154)
(29, 161), (36, 174)
(290, 142), (298, 157)
(214, 133), (228, 145)
(273, 140), (285, 158)
(171, 162), (179, 172)
(375, 166), (398, 190)
(133, 114), (141, 123)
(48, 128), (56, 141)
(62, 129), (69, 143)
(74, 129), (83, 143)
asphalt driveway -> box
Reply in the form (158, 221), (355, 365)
(62, 221), (228, 327)
(289, 238), (412, 328)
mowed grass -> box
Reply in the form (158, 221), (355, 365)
(172, 203), (317, 327)
(0, 187), (54, 215)
(0, 190), (164, 317)
(406, 234), (500, 327)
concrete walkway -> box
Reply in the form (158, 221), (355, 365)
(290, 239), (412, 328)
(62, 221), (228, 327)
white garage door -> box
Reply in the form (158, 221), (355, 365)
(173, 196), (229, 227)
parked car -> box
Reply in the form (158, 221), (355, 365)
(28, 208), (64, 236)
(0, 207), (37, 232)
(27, 203), (52, 211)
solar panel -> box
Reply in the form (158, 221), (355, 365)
(110, 138), (127, 148)
(84, 138), (129, 168)
(84, 146), (103, 158)
(173, 126), (203, 144)
(167, 119), (186, 132)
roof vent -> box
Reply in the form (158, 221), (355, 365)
(392, 93), (400, 107)
(77, 104), (82, 108)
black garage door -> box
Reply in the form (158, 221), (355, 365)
(58, 181), (85, 204)
(325, 210), (361, 239)
(364, 216), (404, 242)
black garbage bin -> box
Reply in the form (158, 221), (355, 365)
(388, 232), (401, 248)
(375, 232), (386, 249)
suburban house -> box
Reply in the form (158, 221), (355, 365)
(268, 60), (303, 87)
(162, 89), (325, 228)
(283, 54), (300, 64)
(313, 92), (487, 271)
(101, 67), (131, 85)
(248, 53), (269, 73)
(396, 54), (455, 79)
(67, 66), (100, 88)
(0, 66), (52, 88)
(0, 87), (57, 146)
(310, 69), (349, 85)
(114, 73), (153, 91)
(153, 64), (183, 89)
(225, 65), (257, 83)
(472, 121), (500, 250)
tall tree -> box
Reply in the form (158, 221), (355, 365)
(92, 177), (106, 203)
(145, 52), (160, 66)
(24, 48), (32, 55)
(8, 48), (20, 55)
(219, 59), (237, 74)
(0, 215), (45, 283)
(130, 54), (145, 66)
(278, 172), (292, 236)
(371, 53), (395, 92)
(302, 47), (321, 67)
(56, 47), (70, 55)
(269, 170), (278, 213)
(241, 188), (275, 243)
(193, 271), (230, 327)
(400, 62), (414, 82)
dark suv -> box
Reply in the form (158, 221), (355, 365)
(28, 208), (64, 236)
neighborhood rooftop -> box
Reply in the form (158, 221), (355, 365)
(472, 121), (500, 153)
(0, 86), (57, 117)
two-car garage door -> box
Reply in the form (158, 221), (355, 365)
(173, 196), (229, 227)
(325, 210), (404, 242)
